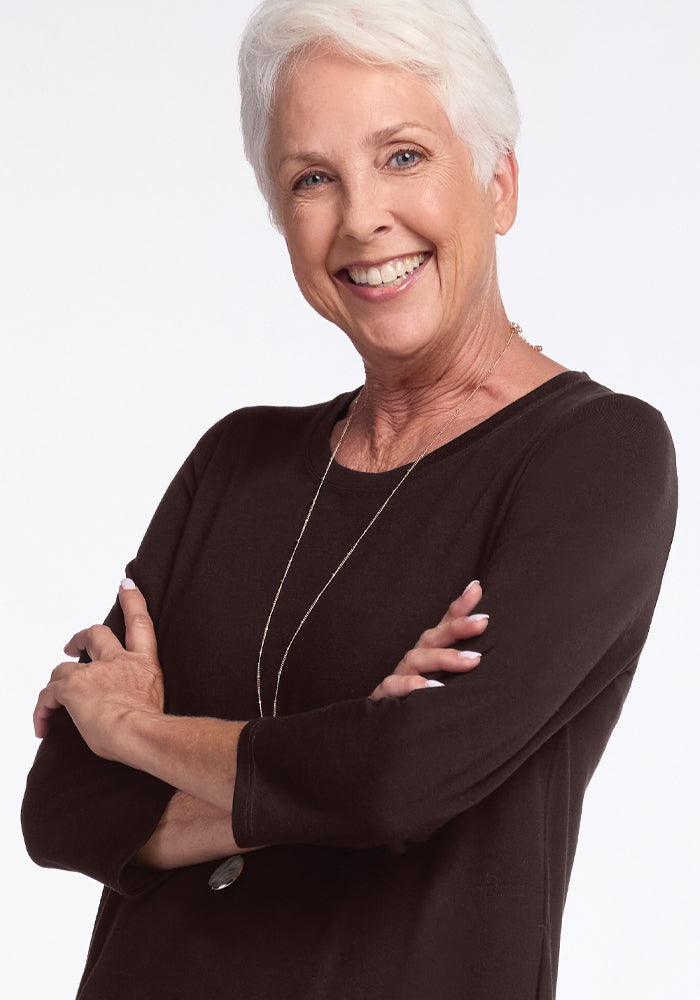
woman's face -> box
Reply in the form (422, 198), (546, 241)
(269, 51), (517, 374)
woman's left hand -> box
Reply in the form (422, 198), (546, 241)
(33, 581), (164, 763)
(369, 580), (488, 701)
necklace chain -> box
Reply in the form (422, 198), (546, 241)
(256, 321), (531, 717)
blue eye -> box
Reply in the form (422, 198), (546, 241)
(297, 172), (327, 189)
(391, 149), (421, 168)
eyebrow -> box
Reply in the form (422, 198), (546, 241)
(277, 122), (433, 169)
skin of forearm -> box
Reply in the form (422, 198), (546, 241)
(135, 790), (239, 869)
(124, 713), (247, 817)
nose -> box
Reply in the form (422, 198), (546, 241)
(337, 179), (393, 243)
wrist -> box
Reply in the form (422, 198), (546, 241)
(116, 708), (167, 773)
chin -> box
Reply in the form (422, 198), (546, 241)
(339, 301), (443, 359)
(351, 327), (445, 370)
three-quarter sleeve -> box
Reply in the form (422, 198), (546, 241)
(21, 420), (227, 894)
(231, 395), (676, 852)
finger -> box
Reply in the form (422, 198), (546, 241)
(418, 613), (489, 651)
(414, 581), (485, 649)
(64, 623), (124, 660)
(34, 682), (65, 738)
(437, 580), (483, 624)
(34, 660), (87, 736)
(369, 674), (435, 701)
(393, 646), (481, 677)
(50, 660), (84, 682)
(119, 579), (158, 658)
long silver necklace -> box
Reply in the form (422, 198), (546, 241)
(210, 323), (538, 889)
(256, 321), (532, 719)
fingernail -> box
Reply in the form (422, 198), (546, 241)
(467, 614), (489, 622)
(462, 580), (480, 594)
(458, 650), (481, 661)
(120, 578), (137, 590)
(425, 680), (445, 688)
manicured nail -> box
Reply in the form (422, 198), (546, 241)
(425, 680), (445, 688)
(120, 578), (137, 590)
(462, 580), (480, 594)
(468, 614), (489, 622)
(458, 650), (481, 661)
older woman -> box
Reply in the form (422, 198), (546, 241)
(22, 1), (676, 998)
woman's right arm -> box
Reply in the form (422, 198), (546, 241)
(21, 418), (229, 894)
(133, 792), (238, 869)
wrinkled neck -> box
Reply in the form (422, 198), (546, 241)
(336, 318), (513, 472)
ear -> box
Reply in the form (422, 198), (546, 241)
(490, 150), (519, 236)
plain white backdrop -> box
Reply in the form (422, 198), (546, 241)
(2, 1), (698, 996)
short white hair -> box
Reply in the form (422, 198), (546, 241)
(238, 0), (520, 223)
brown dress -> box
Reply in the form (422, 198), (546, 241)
(23, 372), (676, 999)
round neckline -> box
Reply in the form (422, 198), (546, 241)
(306, 371), (589, 492)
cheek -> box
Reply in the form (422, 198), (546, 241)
(432, 228), (494, 317)
(285, 210), (332, 279)
(289, 250), (324, 307)
(285, 233), (320, 289)
(438, 199), (494, 274)
(285, 232), (342, 322)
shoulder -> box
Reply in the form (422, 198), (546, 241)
(514, 375), (677, 538)
(185, 389), (357, 478)
(524, 373), (675, 470)
(566, 376), (670, 437)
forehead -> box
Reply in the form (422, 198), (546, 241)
(269, 50), (453, 162)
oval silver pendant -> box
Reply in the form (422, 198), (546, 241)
(208, 854), (245, 890)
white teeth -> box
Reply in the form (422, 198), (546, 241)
(348, 253), (425, 287)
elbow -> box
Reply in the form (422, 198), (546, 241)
(21, 740), (86, 873)
(21, 710), (85, 871)
(21, 780), (56, 870)
(360, 730), (451, 852)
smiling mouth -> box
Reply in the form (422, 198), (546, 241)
(345, 252), (427, 288)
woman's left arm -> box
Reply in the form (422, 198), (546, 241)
(226, 395), (677, 851)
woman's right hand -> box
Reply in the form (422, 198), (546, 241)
(369, 580), (488, 700)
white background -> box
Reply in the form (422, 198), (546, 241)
(2, 1), (698, 996)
